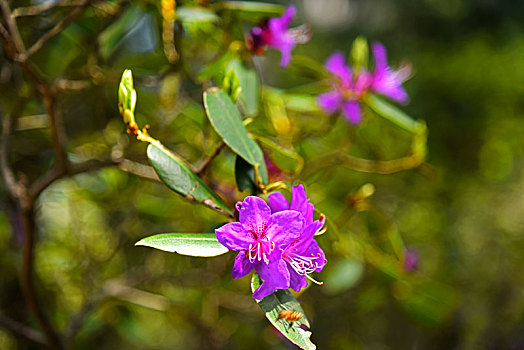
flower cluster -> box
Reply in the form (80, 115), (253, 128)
(317, 42), (410, 125)
(215, 185), (326, 299)
(247, 6), (310, 67)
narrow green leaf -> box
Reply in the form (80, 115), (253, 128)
(364, 94), (420, 133)
(203, 88), (267, 184)
(216, 1), (284, 23)
(147, 143), (232, 215)
(135, 233), (228, 257)
(176, 7), (219, 23)
(251, 273), (316, 350)
(227, 59), (259, 116)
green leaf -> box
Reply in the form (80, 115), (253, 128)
(251, 273), (316, 350)
(256, 136), (303, 174)
(147, 143), (232, 215)
(176, 7), (219, 23)
(135, 233), (228, 257)
(203, 88), (268, 184)
(227, 59), (259, 116)
(288, 55), (330, 80)
(98, 6), (143, 60)
(216, 1), (284, 23)
(364, 94), (421, 133)
(235, 155), (256, 193)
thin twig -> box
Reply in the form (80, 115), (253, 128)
(19, 0), (93, 61)
(196, 141), (225, 175)
(0, 99), (26, 201)
(12, 0), (87, 17)
(0, 314), (46, 345)
(0, 0), (26, 53)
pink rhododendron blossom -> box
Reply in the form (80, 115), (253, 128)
(215, 196), (304, 299)
(247, 6), (309, 67)
(268, 184), (327, 291)
(317, 42), (410, 124)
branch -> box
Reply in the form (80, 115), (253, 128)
(0, 314), (46, 345)
(12, 0), (87, 17)
(19, 0), (93, 62)
(0, 0), (26, 53)
(196, 141), (225, 175)
(0, 99), (26, 202)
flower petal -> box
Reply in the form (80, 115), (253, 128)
(342, 100), (363, 125)
(268, 192), (289, 213)
(317, 90), (342, 114)
(266, 210), (304, 248)
(290, 184), (308, 214)
(371, 42), (409, 104)
(253, 259), (290, 300)
(324, 52), (352, 85)
(238, 196), (271, 228)
(215, 222), (254, 251)
(232, 251), (254, 279)
(293, 220), (324, 252)
(372, 42), (388, 73)
(288, 267), (308, 292)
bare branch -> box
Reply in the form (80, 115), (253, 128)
(0, 314), (46, 345)
(12, 0), (87, 18)
(196, 141), (225, 175)
(19, 0), (93, 61)
(0, 0), (26, 53)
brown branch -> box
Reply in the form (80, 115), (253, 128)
(0, 0), (26, 53)
(19, 0), (93, 62)
(196, 141), (225, 175)
(0, 314), (46, 345)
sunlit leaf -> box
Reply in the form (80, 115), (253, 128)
(364, 94), (420, 133)
(216, 1), (284, 23)
(251, 273), (316, 350)
(147, 143), (232, 215)
(135, 233), (228, 257)
(176, 7), (219, 23)
(203, 88), (268, 184)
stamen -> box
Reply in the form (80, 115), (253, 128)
(305, 274), (323, 285)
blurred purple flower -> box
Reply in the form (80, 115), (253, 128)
(268, 184), (327, 291)
(215, 196), (304, 299)
(403, 248), (419, 272)
(317, 42), (410, 124)
(370, 42), (410, 104)
(316, 52), (371, 124)
(247, 6), (308, 67)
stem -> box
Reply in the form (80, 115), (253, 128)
(0, 314), (46, 345)
(196, 141), (225, 175)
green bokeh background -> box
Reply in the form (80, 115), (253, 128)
(1, 0), (524, 349)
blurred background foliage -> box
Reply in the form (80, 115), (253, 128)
(1, 0), (524, 349)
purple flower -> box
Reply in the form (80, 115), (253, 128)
(403, 248), (419, 272)
(370, 42), (410, 104)
(316, 52), (371, 124)
(215, 196), (304, 299)
(247, 6), (307, 67)
(268, 184), (327, 291)
(317, 42), (410, 124)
